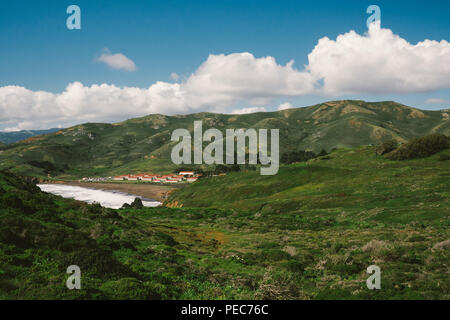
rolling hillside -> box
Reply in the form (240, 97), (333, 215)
(0, 100), (448, 178)
(0, 128), (60, 144)
(1, 145), (449, 299)
(165, 145), (450, 217)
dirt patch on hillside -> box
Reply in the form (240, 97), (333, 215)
(341, 105), (376, 116)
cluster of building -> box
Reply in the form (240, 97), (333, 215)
(113, 171), (199, 183)
(80, 177), (111, 182)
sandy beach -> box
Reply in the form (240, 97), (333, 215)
(40, 181), (177, 202)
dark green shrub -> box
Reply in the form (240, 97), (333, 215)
(317, 149), (328, 157)
(62, 248), (135, 279)
(27, 160), (56, 174)
(331, 242), (345, 253)
(0, 279), (19, 292)
(130, 197), (143, 209)
(261, 249), (292, 262)
(283, 255), (314, 273)
(386, 134), (450, 160)
(100, 278), (162, 299)
(281, 150), (316, 164)
(315, 288), (355, 300)
(256, 242), (280, 250)
(407, 234), (425, 242)
(155, 231), (178, 246)
(329, 262), (363, 277)
(283, 260), (306, 272)
(376, 140), (398, 155)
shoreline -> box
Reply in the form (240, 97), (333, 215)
(40, 181), (177, 202)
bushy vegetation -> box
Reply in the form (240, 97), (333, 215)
(386, 134), (449, 160)
(280, 149), (329, 164)
(1, 140), (449, 300)
(376, 140), (398, 155)
(281, 150), (317, 164)
(0, 170), (182, 299)
(175, 164), (243, 176)
(121, 197), (144, 209)
(165, 145), (450, 299)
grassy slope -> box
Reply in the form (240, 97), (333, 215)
(0, 128), (60, 145)
(0, 170), (248, 299)
(165, 146), (450, 299)
(1, 145), (449, 299)
(167, 146), (450, 221)
(0, 100), (448, 178)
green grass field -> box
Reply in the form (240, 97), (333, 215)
(1, 144), (449, 299)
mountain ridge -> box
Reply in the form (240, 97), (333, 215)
(0, 100), (448, 178)
(0, 128), (60, 144)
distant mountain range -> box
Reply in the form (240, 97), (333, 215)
(0, 100), (448, 178)
(0, 128), (60, 144)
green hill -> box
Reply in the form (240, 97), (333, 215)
(0, 100), (448, 178)
(0, 170), (246, 299)
(0, 128), (60, 144)
(1, 143), (449, 299)
(166, 145), (450, 220)
(163, 144), (450, 299)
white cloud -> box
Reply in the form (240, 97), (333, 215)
(170, 72), (180, 81)
(97, 50), (136, 71)
(184, 53), (314, 106)
(277, 102), (294, 110)
(425, 98), (450, 104)
(308, 22), (450, 95)
(230, 107), (267, 114)
(2, 23), (450, 130)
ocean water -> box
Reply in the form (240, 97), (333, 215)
(37, 184), (161, 209)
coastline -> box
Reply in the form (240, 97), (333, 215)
(40, 181), (177, 202)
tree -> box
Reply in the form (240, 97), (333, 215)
(281, 150), (316, 164)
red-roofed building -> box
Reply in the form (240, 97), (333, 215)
(113, 174), (130, 181)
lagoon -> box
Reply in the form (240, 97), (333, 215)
(38, 184), (161, 209)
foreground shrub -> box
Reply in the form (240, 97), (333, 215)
(281, 150), (316, 164)
(376, 140), (398, 155)
(100, 278), (162, 299)
(386, 134), (450, 160)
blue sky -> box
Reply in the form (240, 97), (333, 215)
(0, 0), (449, 130)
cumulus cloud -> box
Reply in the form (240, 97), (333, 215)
(425, 98), (450, 104)
(308, 22), (450, 95)
(97, 50), (136, 71)
(184, 53), (314, 106)
(0, 83), (145, 130)
(277, 102), (294, 111)
(230, 107), (267, 114)
(1, 23), (450, 130)
(170, 72), (180, 81)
